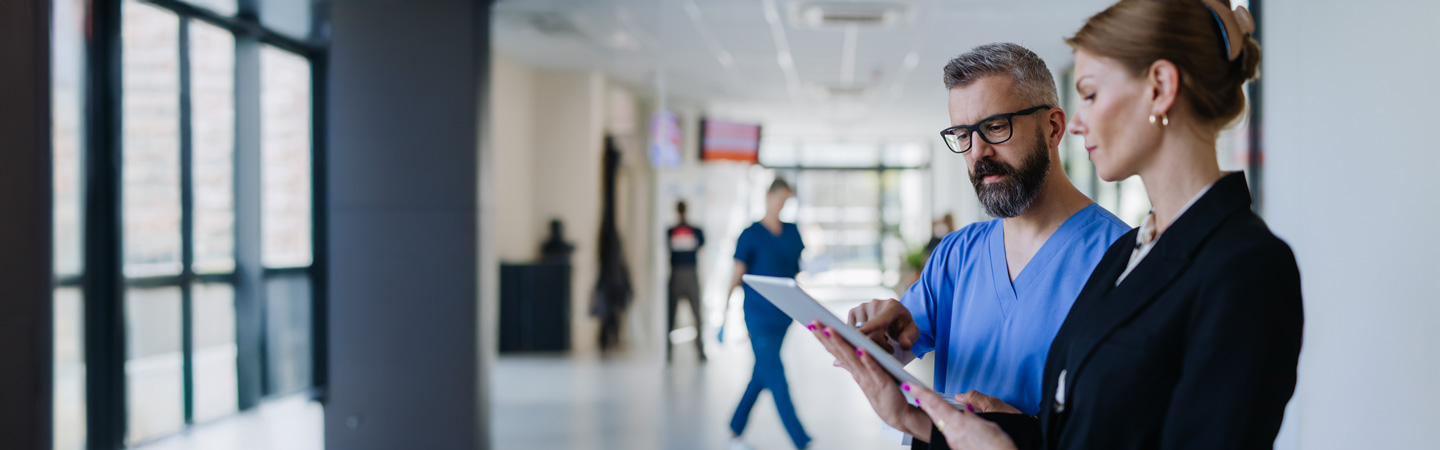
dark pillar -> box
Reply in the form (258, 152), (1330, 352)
(325, 1), (490, 448)
(0, 0), (53, 449)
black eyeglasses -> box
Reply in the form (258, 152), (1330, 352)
(939, 105), (1052, 153)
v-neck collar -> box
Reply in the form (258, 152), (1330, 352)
(757, 221), (785, 238)
(987, 204), (1098, 317)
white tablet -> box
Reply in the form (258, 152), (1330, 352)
(742, 274), (960, 409)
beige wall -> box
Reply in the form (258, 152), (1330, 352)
(531, 69), (605, 353)
(488, 52), (659, 354)
(489, 53), (538, 262)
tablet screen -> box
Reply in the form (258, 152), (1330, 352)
(742, 275), (933, 394)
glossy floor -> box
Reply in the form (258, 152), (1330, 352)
(134, 296), (927, 450)
(490, 296), (928, 450)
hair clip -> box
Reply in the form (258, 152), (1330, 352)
(1200, 0), (1256, 62)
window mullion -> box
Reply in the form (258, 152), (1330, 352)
(177, 15), (197, 427)
(233, 32), (266, 410)
(83, 0), (128, 446)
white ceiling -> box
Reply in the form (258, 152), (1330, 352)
(491, 0), (1116, 138)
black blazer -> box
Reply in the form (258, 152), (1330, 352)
(917, 172), (1303, 450)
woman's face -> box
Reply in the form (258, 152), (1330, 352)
(1067, 50), (1161, 182)
(766, 188), (792, 216)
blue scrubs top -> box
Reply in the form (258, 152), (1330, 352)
(901, 203), (1130, 415)
(735, 222), (805, 329)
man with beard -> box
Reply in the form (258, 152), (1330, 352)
(807, 43), (1131, 442)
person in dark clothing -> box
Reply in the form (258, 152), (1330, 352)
(666, 201), (707, 363)
(540, 219), (575, 263)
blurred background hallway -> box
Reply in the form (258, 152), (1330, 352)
(4, 0), (1437, 449)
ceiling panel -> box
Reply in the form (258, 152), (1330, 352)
(492, 0), (1116, 137)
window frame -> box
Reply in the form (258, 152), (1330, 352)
(77, 0), (328, 447)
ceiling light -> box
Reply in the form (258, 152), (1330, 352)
(791, 2), (914, 29)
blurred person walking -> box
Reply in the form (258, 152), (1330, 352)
(726, 178), (810, 450)
(666, 200), (707, 363)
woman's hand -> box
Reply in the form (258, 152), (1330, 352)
(808, 322), (932, 440)
(906, 383), (1019, 450)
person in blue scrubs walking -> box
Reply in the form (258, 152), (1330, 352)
(726, 178), (810, 450)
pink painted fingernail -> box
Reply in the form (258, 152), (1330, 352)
(916, 398), (921, 405)
(967, 404), (976, 413)
(901, 383), (911, 392)
(807, 324), (816, 330)
(823, 329), (831, 337)
(856, 348), (864, 356)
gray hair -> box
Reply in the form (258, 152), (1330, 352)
(942, 43), (1060, 108)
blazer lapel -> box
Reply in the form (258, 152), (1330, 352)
(1071, 228), (1135, 307)
(1062, 172), (1256, 399)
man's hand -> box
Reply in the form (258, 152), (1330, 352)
(847, 299), (920, 353)
(955, 390), (1023, 414)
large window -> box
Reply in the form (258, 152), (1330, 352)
(191, 20), (237, 276)
(260, 46), (313, 270)
(52, 0), (88, 448)
(188, 18), (240, 425)
(120, 3), (185, 442)
(259, 43), (316, 398)
(758, 140), (933, 290)
(53, 0), (323, 447)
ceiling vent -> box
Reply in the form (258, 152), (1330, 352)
(791, 2), (914, 29)
(497, 10), (641, 51)
(525, 12), (586, 38)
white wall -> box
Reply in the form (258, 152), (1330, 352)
(649, 104), (724, 346)
(1263, 1), (1440, 448)
(607, 84), (660, 352)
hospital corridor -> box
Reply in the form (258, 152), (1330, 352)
(2, 0), (1437, 450)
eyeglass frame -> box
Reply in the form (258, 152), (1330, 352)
(938, 105), (1053, 154)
